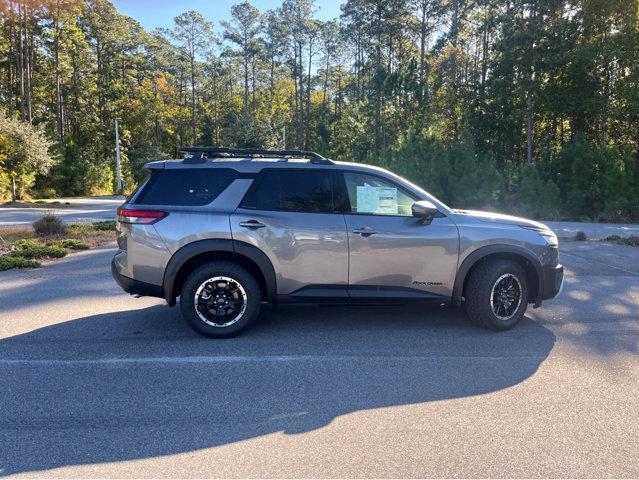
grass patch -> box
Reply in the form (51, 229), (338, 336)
(0, 256), (40, 271)
(0, 220), (114, 272)
(603, 235), (639, 247)
(52, 238), (90, 250)
(92, 220), (116, 231)
(0, 227), (35, 243)
(12, 239), (69, 258)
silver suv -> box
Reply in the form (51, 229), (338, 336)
(112, 147), (563, 338)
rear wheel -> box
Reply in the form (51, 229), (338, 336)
(464, 259), (529, 331)
(180, 261), (261, 338)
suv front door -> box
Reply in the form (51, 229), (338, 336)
(231, 169), (349, 300)
(338, 171), (459, 300)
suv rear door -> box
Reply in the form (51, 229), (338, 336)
(338, 171), (459, 300)
(231, 169), (349, 300)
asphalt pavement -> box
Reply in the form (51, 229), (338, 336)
(0, 241), (638, 477)
(0, 196), (124, 227)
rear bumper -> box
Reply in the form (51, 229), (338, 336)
(539, 264), (564, 302)
(111, 257), (164, 299)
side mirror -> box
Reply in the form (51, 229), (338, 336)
(412, 200), (438, 224)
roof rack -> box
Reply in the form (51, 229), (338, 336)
(178, 146), (334, 165)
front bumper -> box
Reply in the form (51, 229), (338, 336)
(540, 264), (564, 301)
(111, 258), (164, 299)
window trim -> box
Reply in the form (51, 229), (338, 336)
(336, 169), (421, 218)
(238, 168), (342, 215)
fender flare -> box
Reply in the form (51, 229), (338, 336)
(452, 244), (543, 307)
(162, 239), (277, 306)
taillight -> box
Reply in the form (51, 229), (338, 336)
(117, 207), (168, 224)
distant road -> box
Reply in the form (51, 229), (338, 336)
(1, 197), (638, 238)
(0, 196), (123, 227)
(545, 220), (639, 239)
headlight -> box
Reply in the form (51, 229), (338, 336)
(520, 225), (558, 247)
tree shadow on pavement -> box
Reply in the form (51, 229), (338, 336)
(0, 303), (555, 476)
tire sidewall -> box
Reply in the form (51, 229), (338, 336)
(483, 262), (529, 330)
(180, 262), (261, 338)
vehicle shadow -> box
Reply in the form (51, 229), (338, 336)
(0, 302), (555, 476)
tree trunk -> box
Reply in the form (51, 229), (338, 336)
(190, 54), (196, 144)
(7, 0), (15, 113)
(419, 1), (427, 100)
(243, 39), (249, 113)
(54, 0), (64, 139)
(251, 57), (256, 110)
(297, 41), (305, 148)
(306, 39), (313, 149)
(17, 2), (26, 121)
(11, 174), (17, 202)
(526, 90), (533, 164)
(25, 3), (32, 123)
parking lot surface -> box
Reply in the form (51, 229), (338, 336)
(0, 241), (637, 477)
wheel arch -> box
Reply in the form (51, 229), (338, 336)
(452, 244), (543, 308)
(163, 239), (277, 306)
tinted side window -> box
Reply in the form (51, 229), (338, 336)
(241, 170), (335, 213)
(134, 169), (237, 206)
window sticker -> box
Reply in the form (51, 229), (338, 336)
(356, 186), (398, 214)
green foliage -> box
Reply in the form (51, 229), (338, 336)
(11, 239), (69, 259)
(33, 213), (67, 236)
(91, 220), (116, 231)
(513, 165), (561, 219)
(0, 111), (55, 201)
(0, 0), (637, 220)
(52, 239), (90, 250)
(0, 256), (41, 271)
(604, 235), (639, 247)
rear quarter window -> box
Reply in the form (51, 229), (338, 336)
(133, 169), (237, 206)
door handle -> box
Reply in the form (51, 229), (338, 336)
(239, 220), (266, 229)
(352, 227), (377, 237)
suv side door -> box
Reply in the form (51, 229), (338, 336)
(231, 168), (349, 299)
(338, 171), (459, 300)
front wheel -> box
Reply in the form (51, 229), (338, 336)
(180, 261), (261, 338)
(464, 259), (529, 331)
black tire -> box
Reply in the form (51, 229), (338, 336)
(464, 259), (529, 331)
(179, 261), (261, 338)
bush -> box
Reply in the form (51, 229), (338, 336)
(603, 235), (639, 247)
(92, 220), (116, 231)
(12, 239), (69, 258)
(52, 238), (89, 250)
(574, 231), (587, 241)
(33, 213), (66, 236)
(0, 255), (40, 271)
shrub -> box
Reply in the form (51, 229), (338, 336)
(92, 220), (116, 231)
(0, 255), (40, 271)
(12, 239), (69, 258)
(574, 231), (587, 241)
(52, 239), (89, 250)
(603, 235), (639, 247)
(33, 212), (66, 236)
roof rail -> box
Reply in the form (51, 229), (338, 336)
(178, 146), (334, 165)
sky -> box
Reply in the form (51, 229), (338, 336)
(112, 0), (343, 33)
